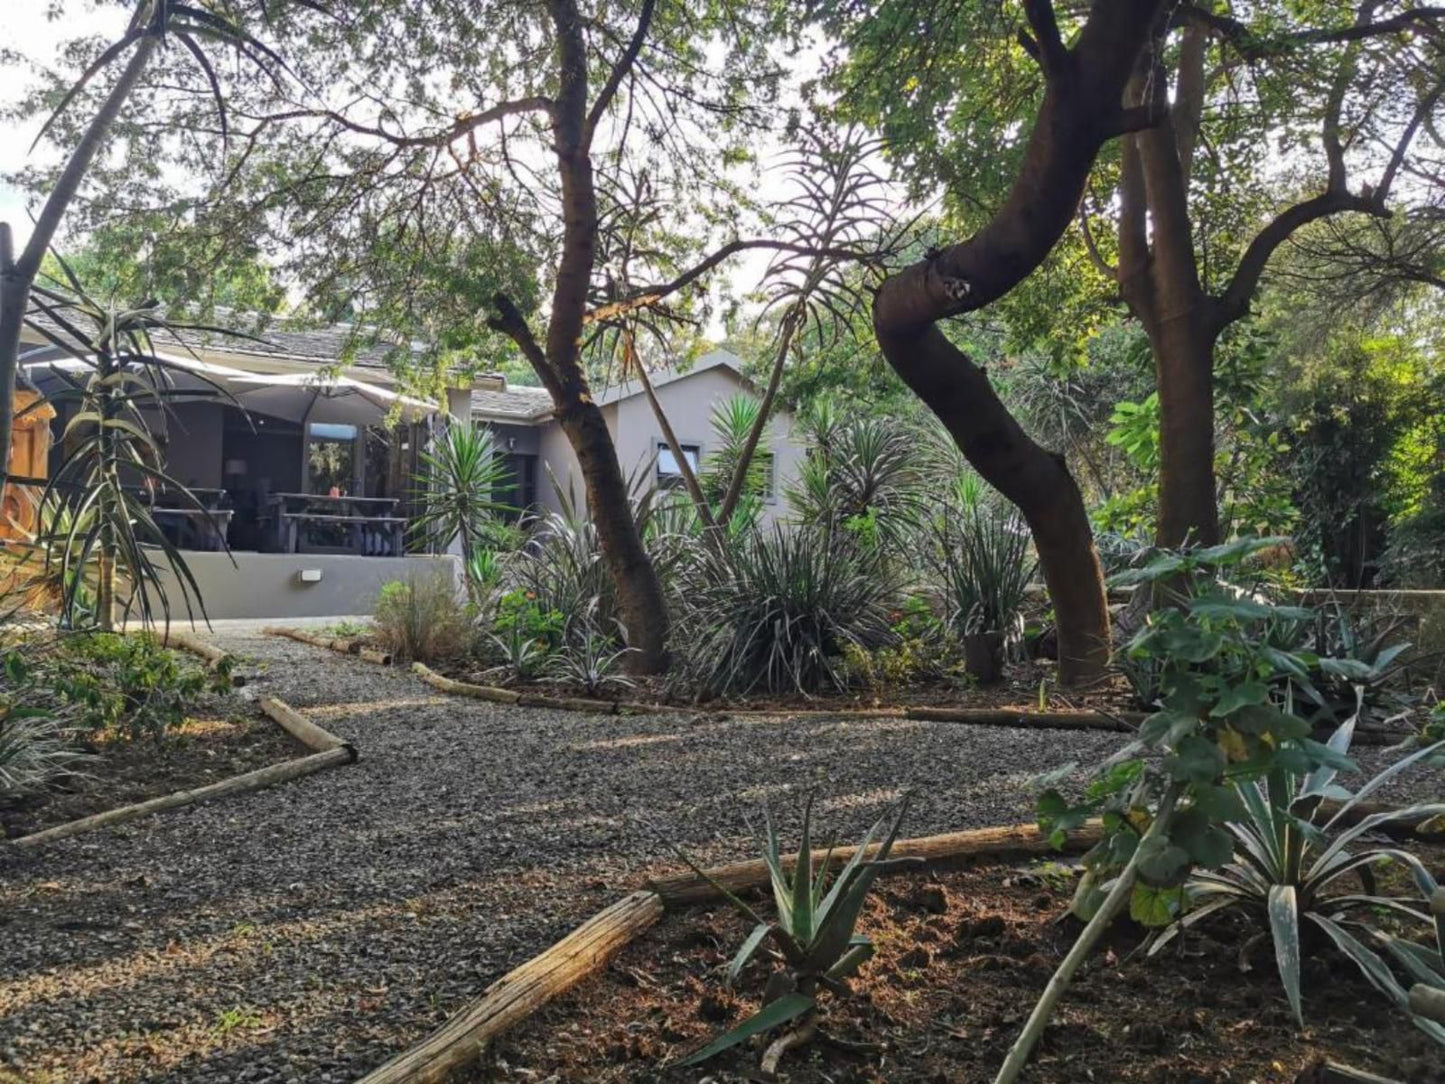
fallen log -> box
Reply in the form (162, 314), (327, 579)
(649, 821), (1105, 907)
(259, 696), (355, 757)
(411, 662), (520, 703)
(906, 706), (1139, 731)
(1410, 983), (1445, 1026)
(263, 625), (390, 663)
(8, 746), (353, 850)
(355, 889), (664, 1084)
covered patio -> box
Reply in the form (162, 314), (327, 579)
(19, 346), (438, 559)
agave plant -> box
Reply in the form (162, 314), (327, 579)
(676, 797), (913, 1072)
(786, 414), (926, 550)
(1150, 703), (1445, 1037)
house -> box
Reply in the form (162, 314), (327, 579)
(467, 349), (807, 528)
(5, 317), (807, 619)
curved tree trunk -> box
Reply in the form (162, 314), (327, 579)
(874, 324), (1110, 684)
(870, 0), (1168, 684)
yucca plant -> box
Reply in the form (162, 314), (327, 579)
(676, 797), (913, 1072)
(1150, 702), (1445, 1039)
(786, 414), (926, 551)
(24, 264), (255, 630)
(411, 421), (514, 603)
(675, 523), (899, 696)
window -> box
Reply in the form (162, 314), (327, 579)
(655, 441), (701, 488)
(306, 422), (358, 495)
(756, 450), (777, 501)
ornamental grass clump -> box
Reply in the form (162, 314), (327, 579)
(675, 797), (913, 1074)
(675, 524), (899, 696)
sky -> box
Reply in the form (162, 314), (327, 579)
(0, 3), (129, 247)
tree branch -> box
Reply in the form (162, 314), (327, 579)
(1214, 188), (1385, 327)
(1180, 3), (1445, 56)
(1022, 0), (1070, 76)
(252, 97), (553, 150)
(584, 0), (657, 146)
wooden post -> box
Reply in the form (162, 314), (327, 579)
(259, 696), (355, 757)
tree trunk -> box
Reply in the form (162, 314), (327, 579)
(557, 399), (669, 671)
(867, 0), (1172, 684)
(874, 323), (1110, 684)
(1150, 316), (1219, 548)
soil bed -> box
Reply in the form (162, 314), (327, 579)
(490, 852), (1445, 1083)
(0, 711), (305, 840)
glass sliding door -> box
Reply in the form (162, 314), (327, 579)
(306, 422), (359, 496)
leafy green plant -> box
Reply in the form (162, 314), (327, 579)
(43, 632), (223, 741)
(373, 574), (472, 663)
(491, 589), (565, 650)
(1010, 538), (1392, 1080)
(410, 422), (514, 602)
(1150, 707), (1444, 1037)
(542, 605), (636, 697)
(675, 797), (913, 1072)
(674, 524), (899, 696)
(486, 622), (553, 683)
(1266, 600), (1415, 727)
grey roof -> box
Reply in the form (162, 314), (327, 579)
(470, 382), (556, 422)
(22, 306), (425, 372)
(593, 348), (744, 406)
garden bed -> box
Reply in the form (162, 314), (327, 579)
(0, 710), (305, 840)
(488, 850), (1445, 1083)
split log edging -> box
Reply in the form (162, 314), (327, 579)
(6, 697), (355, 851)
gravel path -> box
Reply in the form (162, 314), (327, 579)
(0, 631), (1436, 1083)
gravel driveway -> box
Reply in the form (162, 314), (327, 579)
(0, 631), (1432, 1083)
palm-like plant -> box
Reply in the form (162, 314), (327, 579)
(786, 414), (926, 550)
(676, 797), (913, 1073)
(24, 265), (249, 629)
(1151, 704), (1445, 1038)
(411, 421), (513, 602)
(931, 474), (1036, 642)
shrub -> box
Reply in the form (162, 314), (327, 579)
(786, 414), (926, 551)
(373, 574), (472, 662)
(674, 525), (899, 696)
(45, 633), (223, 741)
(1149, 710), (1444, 1036)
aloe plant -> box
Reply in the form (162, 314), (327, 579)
(676, 796), (913, 1072)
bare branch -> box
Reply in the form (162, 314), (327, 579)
(1181, 4), (1445, 56)
(1022, 0), (1070, 76)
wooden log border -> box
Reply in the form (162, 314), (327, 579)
(357, 796), (1444, 1082)
(263, 625), (393, 666)
(6, 697), (356, 851)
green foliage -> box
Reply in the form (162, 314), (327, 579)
(1105, 393), (1161, 472)
(930, 474), (1036, 640)
(677, 797), (912, 1070)
(1149, 713), (1444, 1038)
(373, 575), (472, 663)
(542, 604), (637, 697)
(0, 647), (86, 797)
(40, 632), (224, 741)
(786, 411), (925, 552)
(674, 525), (900, 696)
(25, 264), (246, 629)
(1039, 538), (1390, 937)
(411, 422), (514, 578)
